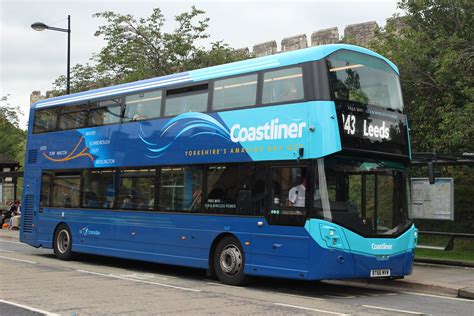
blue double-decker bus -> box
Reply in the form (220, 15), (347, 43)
(22, 44), (417, 285)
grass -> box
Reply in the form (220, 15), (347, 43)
(415, 249), (474, 262)
(415, 234), (474, 263)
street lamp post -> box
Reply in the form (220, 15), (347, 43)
(31, 15), (71, 94)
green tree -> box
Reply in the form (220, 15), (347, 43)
(0, 95), (26, 162)
(370, 0), (474, 154)
(52, 7), (250, 95)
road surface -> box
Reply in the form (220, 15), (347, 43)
(0, 237), (472, 315)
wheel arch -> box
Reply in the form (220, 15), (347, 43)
(208, 232), (239, 273)
(53, 222), (70, 239)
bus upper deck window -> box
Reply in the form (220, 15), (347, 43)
(124, 90), (162, 122)
(88, 99), (122, 126)
(58, 105), (88, 130)
(33, 108), (57, 133)
(213, 74), (258, 110)
(326, 50), (403, 111)
(165, 93), (208, 116)
(262, 67), (304, 104)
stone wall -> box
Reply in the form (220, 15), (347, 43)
(30, 90), (54, 105)
(344, 21), (379, 46)
(239, 18), (404, 57)
(281, 34), (308, 52)
(311, 27), (339, 46)
(252, 41), (277, 57)
(32, 18), (405, 97)
(30, 90), (44, 105)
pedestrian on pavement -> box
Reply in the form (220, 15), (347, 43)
(1, 201), (16, 229)
(8, 200), (21, 230)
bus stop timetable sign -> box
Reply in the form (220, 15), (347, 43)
(410, 178), (454, 221)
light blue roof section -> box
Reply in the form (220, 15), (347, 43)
(189, 44), (399, 81)
(33, 72), (192, 109)
(32, 44), (398, 109)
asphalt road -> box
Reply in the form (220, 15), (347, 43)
(0, 237), (472, 315)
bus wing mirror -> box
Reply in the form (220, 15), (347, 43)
(427, 162), (435, 184)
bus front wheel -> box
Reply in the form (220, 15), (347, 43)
(213, 236), (248, 286)
(53, 224), (74, 260)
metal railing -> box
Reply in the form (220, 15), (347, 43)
(417, 231), (474, 251)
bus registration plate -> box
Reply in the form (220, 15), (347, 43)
(370, 269), (391, 277)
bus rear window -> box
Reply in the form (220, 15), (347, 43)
(327, 50), (403, 111)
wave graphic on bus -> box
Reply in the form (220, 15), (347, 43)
(139, 112), (231, 158)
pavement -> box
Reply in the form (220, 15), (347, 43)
(1, 228), (473, 300)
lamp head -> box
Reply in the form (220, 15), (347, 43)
(31, 22), (48, 31)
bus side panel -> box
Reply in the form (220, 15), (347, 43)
(307, 238), (357, 280)
(32, 211), (316, 279)
(248, 234), (310, 279)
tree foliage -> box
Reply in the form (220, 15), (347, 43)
(52, 7), (250, 95)
(370, 0), (474, 154)
(0, 95), (26, 163)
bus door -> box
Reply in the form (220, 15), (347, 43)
(251, 164), (311, 276)
(266, 164), (310, 227)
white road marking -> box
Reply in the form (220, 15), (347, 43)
(206, 282), (326, 301)
(362, 304), (423, 315)
(0, 239), (22, 244)
(206, 281), (240, 289)
(0, 249), (14, 253)
(324, 294), (357, 299)
(276, 292), (326, 301)
(401, 291), (474, 302)
(275, 288), (326, 301)
(0, 298), (59, 316)
(274, 303), (349, 315)
(0, 255), (37, 264)
(117, 273), (168, 281)
(77, 269), (201, 292)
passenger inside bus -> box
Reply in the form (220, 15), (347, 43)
(132, 103), (148, 121)
(121, 190), (139, 209)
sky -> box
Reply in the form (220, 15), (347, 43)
(0, 0), (401, 130)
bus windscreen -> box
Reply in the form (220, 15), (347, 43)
(327, 50), (404, 112)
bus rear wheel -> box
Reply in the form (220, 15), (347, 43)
(213, 236), (248, 286)
(53, 224), (74, 260)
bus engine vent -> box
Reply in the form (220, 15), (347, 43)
(28, 150), (38, 164)
(23, 194), (35, 233)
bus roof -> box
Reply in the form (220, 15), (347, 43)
(33, 44), (398, 110)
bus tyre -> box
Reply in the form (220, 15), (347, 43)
(53, 224), (73, 260)
(213, 236), (248, 286)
